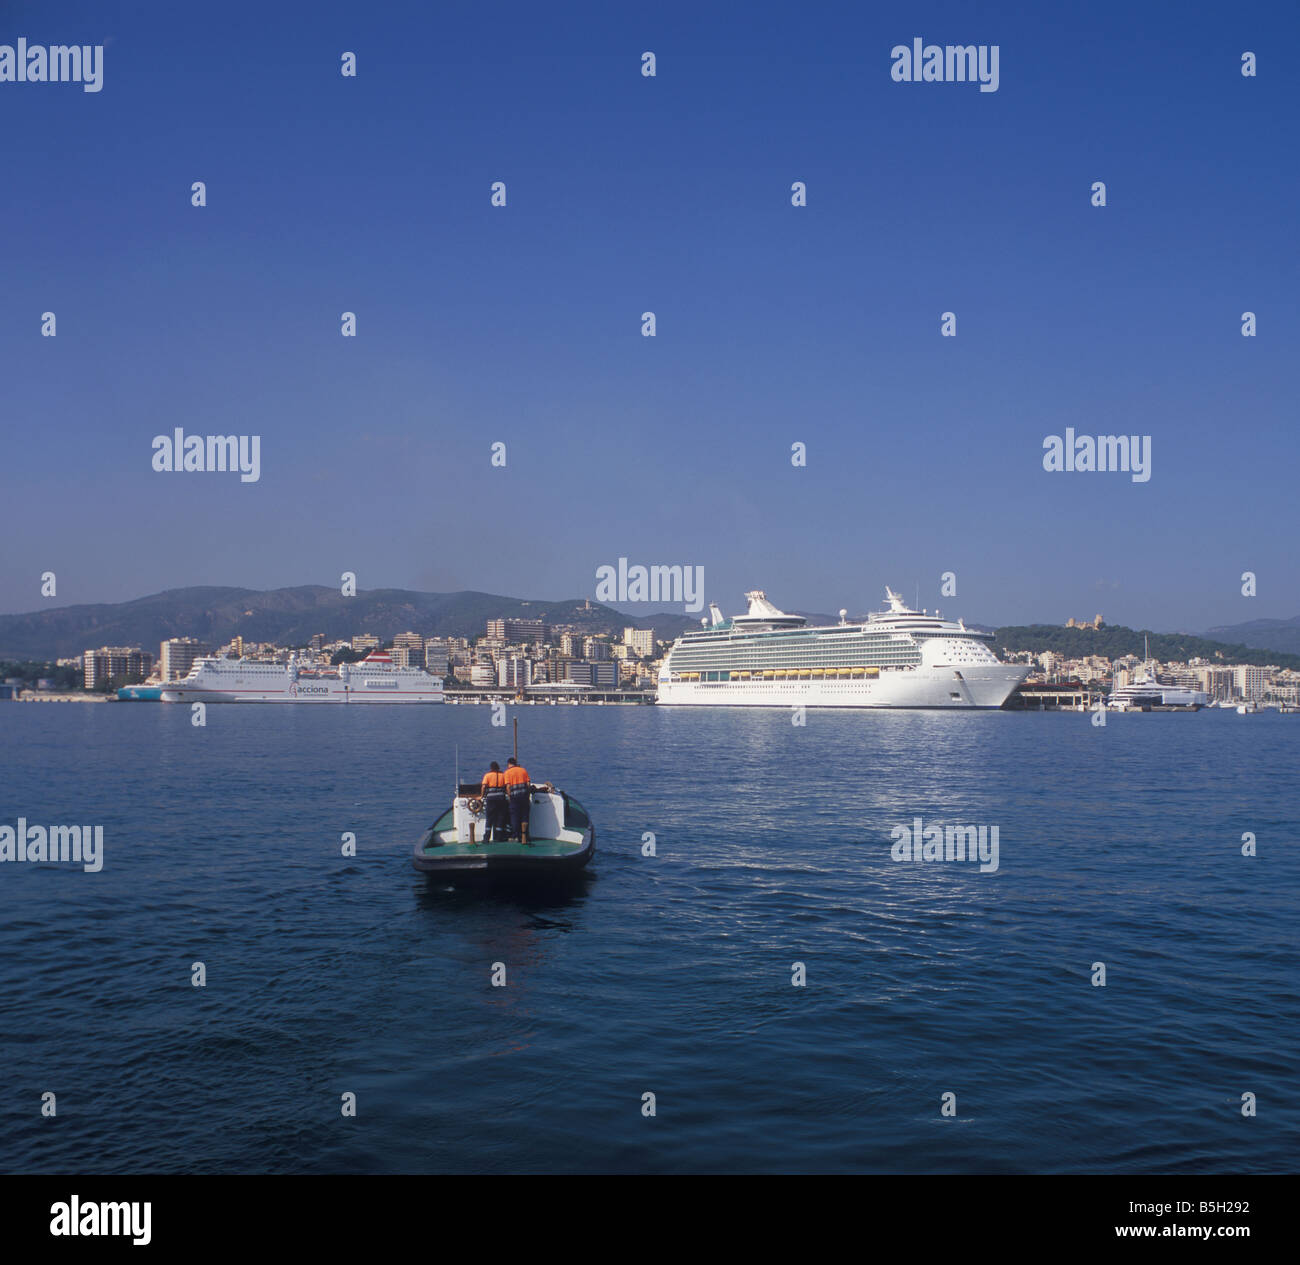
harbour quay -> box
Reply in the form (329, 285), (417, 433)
(1002, 681), (1101, 711)
(444, 686), (656, 705)
(8, 689), (108, 703)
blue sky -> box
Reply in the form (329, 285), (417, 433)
(1, 0), (1296, 631)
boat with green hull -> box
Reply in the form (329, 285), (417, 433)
(413, 784), (594, 878)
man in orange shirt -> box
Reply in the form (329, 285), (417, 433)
(503, 756), (534, 845)
(480, 761), (508, 843)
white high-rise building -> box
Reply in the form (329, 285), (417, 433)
(160, 637), (213, 681)
(84, 647), (154, 689)
(1195, 667), (1236, 702)
(498, 657), (532, 688)
(624, 627), (654, 657)
(1235, 665), (1269, 700)
(392, 632), (426, 662)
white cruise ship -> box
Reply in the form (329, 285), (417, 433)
(656, 589), (1029, 709)
(160, 650), (444, 704)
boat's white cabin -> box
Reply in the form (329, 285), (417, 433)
(451, 790), (569, 843)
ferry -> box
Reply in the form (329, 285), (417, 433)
(160, 650), (444, 703)
(117, 683), (165, 701)
(656, 588), (1028, 709)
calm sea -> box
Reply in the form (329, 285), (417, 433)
(0, 702), (1294, 1174)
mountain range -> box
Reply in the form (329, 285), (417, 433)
(1203, 616), (1300, 657)
(0, 586), (700, 661)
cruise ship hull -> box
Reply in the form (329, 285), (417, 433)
(657, 665), (1028, 709)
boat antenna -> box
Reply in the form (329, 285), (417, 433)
(454, 743), (459, 794)
(513, 716), (518, 762)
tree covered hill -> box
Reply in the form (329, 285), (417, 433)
(1203, 616), (1300, 657)
(993, 623), (1300, 670)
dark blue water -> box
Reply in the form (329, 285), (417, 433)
(0, 703), (1295, 1173)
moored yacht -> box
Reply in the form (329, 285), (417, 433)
(1106, 639), (1207, 711)
(1107, 669), (1207, 711)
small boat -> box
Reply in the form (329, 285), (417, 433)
(413, 782), (595, 879)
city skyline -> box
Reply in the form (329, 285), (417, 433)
(29, 619), (1299, 711)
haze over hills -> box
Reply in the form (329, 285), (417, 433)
(1203, 616), (1300, 657)
(0, 586), (700, 661)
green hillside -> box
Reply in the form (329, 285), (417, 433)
(993, 624), (1300, 670)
